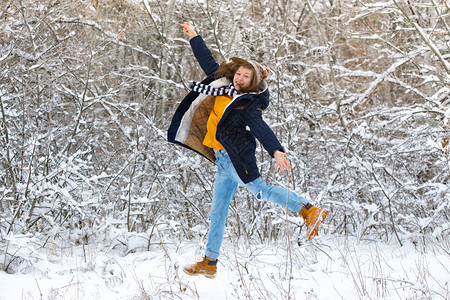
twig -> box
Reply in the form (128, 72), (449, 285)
(284, 171), (293, 298)
(35, 278), (43, 300)
(232, 205), (254, 299)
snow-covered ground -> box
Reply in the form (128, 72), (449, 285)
(1, 231), (448, 299)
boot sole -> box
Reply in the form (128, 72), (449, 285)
(306, 209), (329, 241)
(183, 268), (216, 279)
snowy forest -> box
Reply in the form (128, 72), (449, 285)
(1, 0), (449, 299)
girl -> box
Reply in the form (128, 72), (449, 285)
(168, 22), (329, 279)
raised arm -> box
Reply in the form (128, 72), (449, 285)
(181, 22), (220, 76)
(181, 22), (198, 38)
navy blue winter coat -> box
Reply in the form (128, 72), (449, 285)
(168, 35), (284, 184)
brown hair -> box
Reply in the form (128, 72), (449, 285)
(215, 57), (260, 93)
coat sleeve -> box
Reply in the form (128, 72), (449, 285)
(245, 105), (285, 158)
(190, 35), (220, 76)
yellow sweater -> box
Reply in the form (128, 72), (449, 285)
(203, 95), (233, 149)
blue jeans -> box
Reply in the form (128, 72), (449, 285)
(205, 150), (309, 259)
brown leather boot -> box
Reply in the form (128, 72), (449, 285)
(299, 205), (329, 241)
(183, 257), (217, 279)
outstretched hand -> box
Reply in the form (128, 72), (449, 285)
(274, 150), (292, 175)
(181, 22), (198, 38)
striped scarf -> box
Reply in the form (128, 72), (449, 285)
(191, 81), (238, 97)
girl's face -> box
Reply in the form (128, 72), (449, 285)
(233, 66), (253, 92)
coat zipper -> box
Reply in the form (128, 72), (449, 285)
(218, 94), (254, 176)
